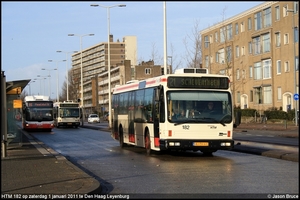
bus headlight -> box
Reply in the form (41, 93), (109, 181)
(221, 142), (232, 147)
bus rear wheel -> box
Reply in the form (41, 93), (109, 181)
(119, 128), (125, 148)
(145, 131), (151, 156)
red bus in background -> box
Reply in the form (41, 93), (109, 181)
(22, 95), (54, 131)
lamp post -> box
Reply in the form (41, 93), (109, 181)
(90, 3), (126, 128)
(37, 75), (50, 94)
(34, 78), (43, 95)
(68, 34), (94, 109)
(28, 80), (35, 95)
(286, 9), (298, 126)
(41, 67), (56, 99)
(48, 60), (66, 102)
(56, 50), (78, 101)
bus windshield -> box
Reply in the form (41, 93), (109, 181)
(59, 108), (80, 118)
(25, 108), (53, 121)
(167, 91), (232, 123)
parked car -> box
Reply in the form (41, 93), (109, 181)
(88, 114), (100, 123)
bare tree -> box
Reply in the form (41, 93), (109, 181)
(59, 69), (78, 102)
(168, 43), (182, 73)
(182, 19), (202, 68)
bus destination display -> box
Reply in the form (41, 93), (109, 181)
(167, 77), (229, 89)
(27, 102), (53, 107)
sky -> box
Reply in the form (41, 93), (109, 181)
(2, 1), (264, 98)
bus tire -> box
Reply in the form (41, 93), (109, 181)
(119, 128), (125, 148)
(145, 131), (151, 156)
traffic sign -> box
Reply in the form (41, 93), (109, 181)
(294, 94), (299, 101)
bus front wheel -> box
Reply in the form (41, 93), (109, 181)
(145, 131), (151, 156)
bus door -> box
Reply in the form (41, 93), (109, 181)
(153, 86), (163, 140)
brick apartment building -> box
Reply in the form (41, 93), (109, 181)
(200, 1), (299, 114)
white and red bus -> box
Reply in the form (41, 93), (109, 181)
(22, 95), (54, 131)
(111, 68), (235, 155)
(53, 101), (82, 128)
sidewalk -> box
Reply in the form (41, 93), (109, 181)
(1, 130), (101, 195)
(1, 122), (298, 195)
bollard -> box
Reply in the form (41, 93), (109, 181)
(284, 120), (287, 129)
(2, 140), (7, 158)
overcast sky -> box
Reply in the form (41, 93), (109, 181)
(1, 1), (263, 97)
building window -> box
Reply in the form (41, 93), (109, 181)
(263, 59), (271, 79)
(277, 87), (282, 100)
(254, 62), (262, 80)
(205, 56), (209, 68)
(250, 90), (253, 102)
(241, 46), (245, 56)
(237, 91), (241, 103)
(204, 36), (209, 48)
(220, 27), (225, 43)
(219, 69), (225, 75)
(236, 68), (240, 80)
(219, 48), (225, 64)
(275, 6), (280, 21)
(294, 27), (299, 43)
(248, 42), (252, 54)
(263, 7), (272, 28)
(275, 32), (281, 47)
(254, 11), (262, 31)
(215, 31), (218, 42)
(262, 33), (270, 53)
(215, 52), (219, 63)
(284, 33), (289, 44)
(249, 66), (253, 78)
(248, 17), (252, 30)
(296, 56), (299, 71)
(145, 68), (151, 75)
(226, 46), (232, 62)
(235, 23), (238, 35)
(235, 46), (239, 58)
(254, 87), (262, 104)
(227, 24), (233, 40)
(284, 61), (290, 72)
(263, 86), (272, 104)
(242, 69), (245, 79)
(283, 5), (288, 17)
(294, 1), (299, 13)
(240, 22), (245, 32)
(253, 36), (261, 55)
(277, 60), (281, 74)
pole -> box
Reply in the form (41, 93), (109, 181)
(163, 2), (167, 75)
(107, 7), (112, 128)
(291, 13), (298, 126)
(287, 9), (298, 126)
(56, 63), (59, 102)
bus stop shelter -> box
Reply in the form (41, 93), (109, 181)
(1, 71), (30, 157)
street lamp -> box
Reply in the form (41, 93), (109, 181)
(48, 60), (66, 102)
(34, 78), (43, 95)
(28, 80), (35, 95)
(68, 34), (94, 109)
(37, 75), (50, 94)
(56, 50), (78, 101)
(41, 68), (57, 99)
(90, 3), (126, 128)
(286, 9), (298, 126)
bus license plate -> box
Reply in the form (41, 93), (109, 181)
(193, 142), (209, 146)
(68, 123), (72, 125)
